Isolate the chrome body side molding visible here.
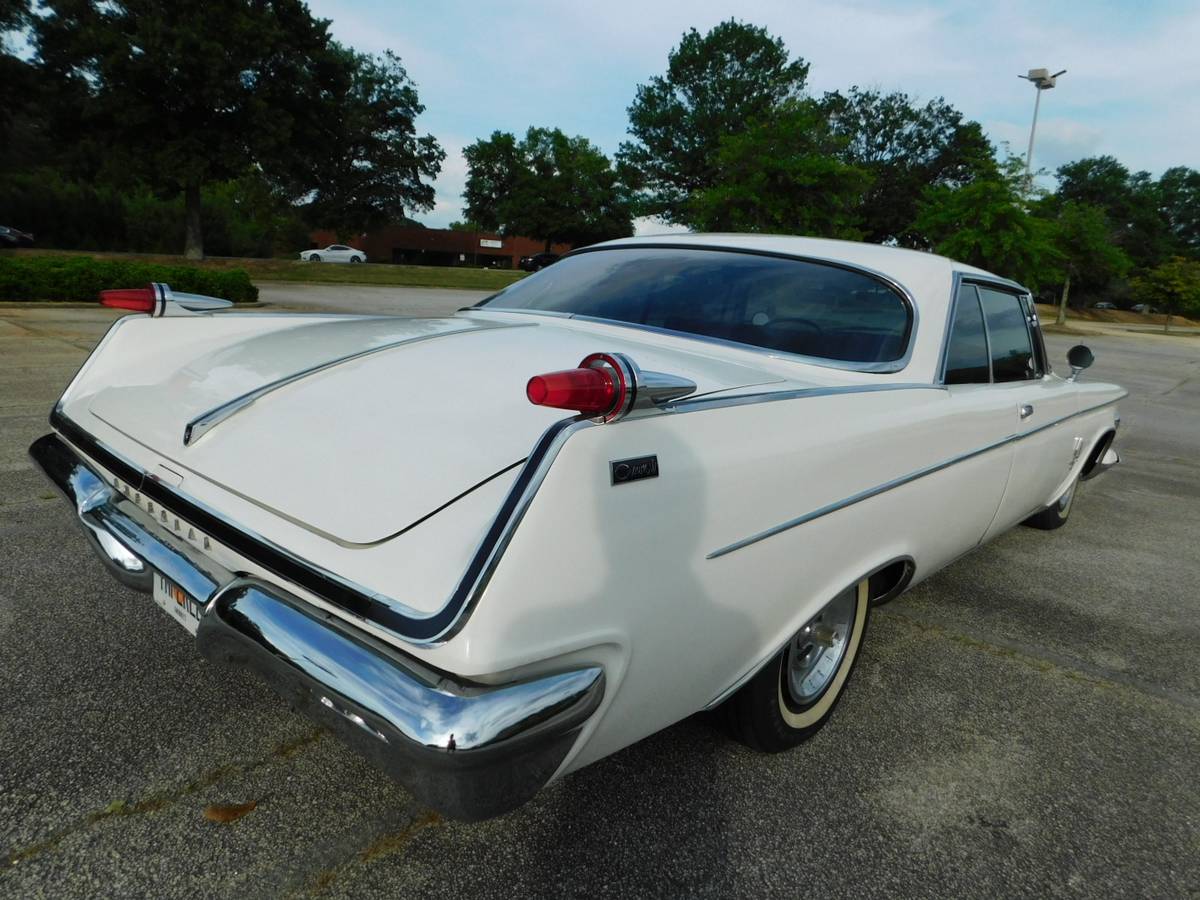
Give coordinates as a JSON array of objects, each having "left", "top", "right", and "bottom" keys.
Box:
[{"left": 706, "top": 397, "right": 1125, "bottom": 560}]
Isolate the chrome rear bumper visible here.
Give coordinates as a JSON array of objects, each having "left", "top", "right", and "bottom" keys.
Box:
[{"left": 29, "top": 432, "right": 604, "bottom": 821}]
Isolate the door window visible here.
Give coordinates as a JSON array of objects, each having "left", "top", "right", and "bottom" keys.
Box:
[
  {"left": 943, "top": 284, "right": 990, "bottom": 384},
  {"left": 978, "top": 287, "right": 1036, "bottom": 382}
]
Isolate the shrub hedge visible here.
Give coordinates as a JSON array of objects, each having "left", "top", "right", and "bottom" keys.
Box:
[{"left": 0, "top": 255, "right": 258, "bottom": 303}]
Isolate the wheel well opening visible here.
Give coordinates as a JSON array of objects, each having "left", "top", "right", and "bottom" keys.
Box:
[
  {"left": 1080, "top": 430, "right": 1116, "bottom": 478},
  {"left": 867, "top": 559, "right": 914, "bottom": 606}
]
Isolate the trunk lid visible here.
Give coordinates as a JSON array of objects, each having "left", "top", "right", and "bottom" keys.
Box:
[{"left": 86, "top": 314, "right": 783, "bottom": 544}]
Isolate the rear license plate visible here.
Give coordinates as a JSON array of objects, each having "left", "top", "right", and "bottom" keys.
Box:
[{"left": 153, "top": 572, "right": 201, "bottom": 635}]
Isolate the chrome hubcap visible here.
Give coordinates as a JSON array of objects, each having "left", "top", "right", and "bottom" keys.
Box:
[{"left": 786, "top": 587, "right": 856, "bottom": 705}]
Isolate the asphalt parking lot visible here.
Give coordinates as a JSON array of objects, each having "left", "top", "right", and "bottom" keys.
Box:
[{"left": 1, "top": 294, "right": 1197, "bottom": 898}]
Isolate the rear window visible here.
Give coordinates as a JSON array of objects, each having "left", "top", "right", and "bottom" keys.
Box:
[{"left": 479, "top": 248, "right": 912, "bottom": 365}]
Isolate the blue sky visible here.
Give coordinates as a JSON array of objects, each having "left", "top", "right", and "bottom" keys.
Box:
[{"left": 308, "top": 0, "right": 1199, "bottom": 231}]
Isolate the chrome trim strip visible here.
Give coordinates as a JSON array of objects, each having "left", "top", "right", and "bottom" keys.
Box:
[
  {"left": 668, "top": 382, "right": 946, "bottom": 414},
  {"left": 183, "top": 323, "right": 528, "bottom": 446},
  {"left": 198, "top": 580, "right": 604, "bottom": 821},
  {"left": 49, "top": 408, "right": 593, "bottom": 645},
  {"left": 480, "top": 242, "right": 921, "bottom": 375},
  {"left": 705, "top": 397, "right": 1125, "bottom": 560}
]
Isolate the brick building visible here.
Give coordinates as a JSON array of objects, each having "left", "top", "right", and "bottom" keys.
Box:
[{"left": 309, "top": 226, "right": 571, "bottom": 269}]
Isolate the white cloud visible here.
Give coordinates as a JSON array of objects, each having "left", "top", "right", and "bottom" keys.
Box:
[{"left": 633, "top": 217, "right": 691, "bottom": 237}]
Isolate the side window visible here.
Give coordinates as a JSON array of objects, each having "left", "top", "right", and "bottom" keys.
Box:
[
  {"left": 978, "top": 287, "right": 1036, "bottom": 382},
  {"left": 944, "top": 285, "right": 990, "bottom": 384}
]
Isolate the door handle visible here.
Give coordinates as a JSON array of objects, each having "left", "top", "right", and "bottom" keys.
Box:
[{"left": 1019, "top": 403, "right": 1034, "bottom": 420}]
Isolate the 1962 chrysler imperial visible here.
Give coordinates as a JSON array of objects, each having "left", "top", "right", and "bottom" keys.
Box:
[{"left": 30, "top": 235, "right": 1124, "bottom": 820}]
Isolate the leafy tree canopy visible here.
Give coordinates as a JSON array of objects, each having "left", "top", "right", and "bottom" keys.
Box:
[
  {"left": 1131, "top": 257, "right": 1200, "bottom": 329},
  {"left": 463, "top": 127, "right": 633, "bottom": 248},
  {"left": 302, "top": 48, "right": 444, "bottom": 237},
  {"left": 687, "top": 99, "right": 870, "bottom": 237},
  {"left": 1055, "top": 156, "right": 1174, "bottom": 269},
  {"left": 31, "top": 0, "right": 440, "bottom": 257},
  {"left": 618, "top": 19, "right": 810, "bottom": 224},
  {"left": 915, "top": 161, "right": 1062, "bottom": 289},
  {"left": 462, "top": 131, "right": 523, "bottom": 232},
  {"left": 1158, "top": 166, "right": 1200, "bottom": 258},
  {"left": 821, "top": 87, "right": 997, "bottom": 246}
]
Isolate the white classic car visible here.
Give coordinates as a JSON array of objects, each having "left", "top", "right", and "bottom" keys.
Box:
[
  {"left": 299, "top": 243, "right": 366, "bottom": 263},
  {"left": 31, "top": 236, "right": 1123, "bottom": 820}
]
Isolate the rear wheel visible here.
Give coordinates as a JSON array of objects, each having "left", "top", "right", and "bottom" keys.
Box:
[
  {"left": 726, "top": 579, "right": 870, "bottom": 752},
  {"left": 1022, "top": 477, "right": 1077, "bottom": 530},
  {"left": 350, "top": 256, "right": 362, "bottom": 263}
]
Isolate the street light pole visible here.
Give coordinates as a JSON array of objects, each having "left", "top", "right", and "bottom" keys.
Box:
[{"left": 1019, "top": 67, "right": 1066, "bottom": 195}]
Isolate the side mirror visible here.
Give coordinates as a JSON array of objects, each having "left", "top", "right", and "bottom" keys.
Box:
[{"left": 1067, "top": 344, "right": 1094, "bottom": 382}]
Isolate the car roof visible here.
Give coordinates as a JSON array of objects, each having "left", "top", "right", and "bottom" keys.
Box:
[{"left": 592, "top": 233, "right": 1013, "bottom": 292}]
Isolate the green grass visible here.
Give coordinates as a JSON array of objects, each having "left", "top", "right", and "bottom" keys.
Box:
[{"left": 3, "top": 248, "right": 528, "bottom": 292}]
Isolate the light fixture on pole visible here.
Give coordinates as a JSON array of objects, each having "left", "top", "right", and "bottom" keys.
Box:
[{"left": 1019, "top": 67, "right": 1066, "bottom": 193}]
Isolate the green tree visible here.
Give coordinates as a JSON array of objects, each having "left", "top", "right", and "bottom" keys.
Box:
[
  {"left": 462, "top": 131, "right": 524, "bottom": 232},
  {"left": 687, "top": 100, "right": 870, "bottom": 236},
  {"left": 33, "top": 1, "right": 440, "bottom": 259},
  {"left": 1131, "top": 257, "right": 1200, "bottom": 332},
  {"left": 1037, "top": 201, "right": 1131, "bottom": 324},
  {"left": 0, "top": 0, "right": 34, "bottom": 153},
  {"left": 1158, "top": 166, "right": 1200, "bottom": 259},
  {"left": 302, "top": 48, "right": 444, "bottom": 237},
  {"left": 821, "top": 87, "right": 997, "bottom": 246},
  {"left": 617, "top": 20, "right": 810, "bottom": 225},
  {"left": 1055, "top": 156, "right": 1174, "bottom": 269},
  {"left": 462, "top": 127, "right": 633, "bottom": 249},
  {"left": 915, "top": 163, "right": 1062, "bottom": 289}
]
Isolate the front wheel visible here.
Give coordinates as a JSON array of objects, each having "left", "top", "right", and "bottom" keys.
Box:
[
  {"left": 308, "top": 254, "right": 321, "bottom": 263},
  {"left": 725, "top": 579, "right": 871, "bottom": 752}
]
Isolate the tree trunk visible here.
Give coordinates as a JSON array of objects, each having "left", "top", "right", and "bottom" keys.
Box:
[
  {"left": 1164, "top": 313, "right": 1171, "bottom": 334},
  {"left": 543, "top": 237, "right": 552, "bottom": 253},
  {"left": 1056, "top": 272, "right": 1071, "bottom": 326},
  {"left": 184, "top": 183, "right": 204, "bottom": 260}
]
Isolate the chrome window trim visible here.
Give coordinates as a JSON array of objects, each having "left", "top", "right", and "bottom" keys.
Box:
[
  {"left": 937, "top": 278, "right": 993, "bottom": 385},
  {"left": 51, "top": 406, "right": 594, "bottom": 645},
  {"left": 479, "top": 243, "right": 921, "bottom": 375},
  {"left": 938, "top": 271, "right": 1038, "bottom": 385},
  {"left": 705, "top": 395, "right": 1127, "bottom": 560},
  {"left": 183, "top": 322, "right": 531, "bottom": 446}
]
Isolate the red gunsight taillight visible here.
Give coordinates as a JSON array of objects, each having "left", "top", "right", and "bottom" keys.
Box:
[
  {"left": 526, "top": 352, "right": 629, "bottom": 420},
  {"left": 99, "top": 285, "right": 156, "bottom": 313}
]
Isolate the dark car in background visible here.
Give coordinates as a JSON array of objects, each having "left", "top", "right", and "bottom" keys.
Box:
[
  {"left": 519, "top": 252, "right": 560, "bottom": 272},
  {"left": 0, "top": 225, "right": 35, "bottom": 247}
]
